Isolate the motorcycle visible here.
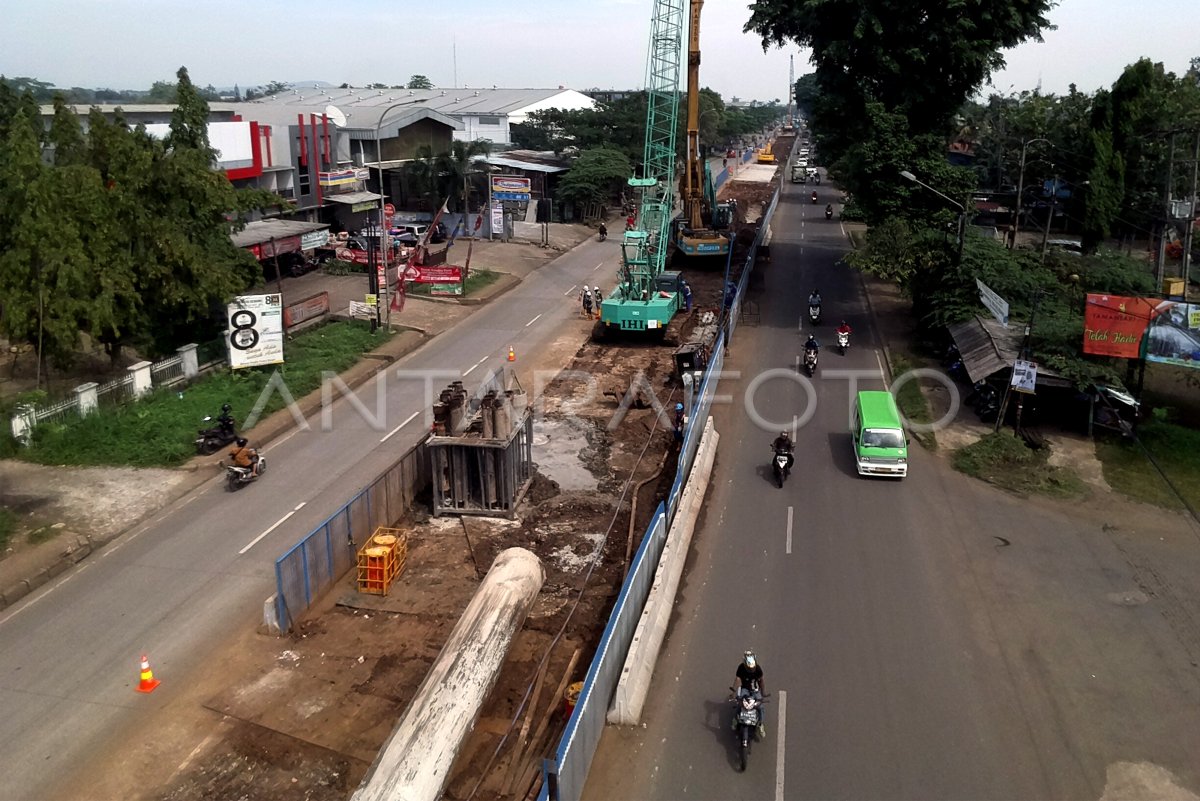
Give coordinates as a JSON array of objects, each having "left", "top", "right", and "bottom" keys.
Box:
[
  {"left": 824, "top": 206, "right": 833, "bottom": 220},
  {"left": 804, "top": 349, "right": 818, "bottom": 376},
  {"left": 222, "top": 453, "right": 267, "bottom": 491},
  {"left": 837, "top": 330, "right": 849, "bottom": 354},
  {"left": 598, "top": 227, "right": 608, "bottom": 242},
  {"left": 772, "top": 448, "right": 793, "bottom": 488},
  {"left": 808, "top": 304, "right": 821, "bottom": 325},
  {"left": 811, "top": 192, "right": 818, "bottom": 204},
  {"left": 976, "top": 393, "right": 1000, "bottom": 422},
  {"left": 194, "top": 412, "right": 237, "bottom": 455},
  {"left": 730, "top": 683, "right": 768, "bottom": 772}
]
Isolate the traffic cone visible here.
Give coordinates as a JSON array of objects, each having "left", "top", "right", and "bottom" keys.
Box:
[
  {"left": 136, "top": 653, "right": 161, "bottom": 694},
  {"left": 507, "top": 346, "right": 516, "bottom": 362}
]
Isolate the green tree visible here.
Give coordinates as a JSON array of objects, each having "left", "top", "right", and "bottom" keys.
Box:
[
  {"left": 556, "top": 148, "right": 632, "bottom": 206},
  {"left": 47, "top": 94, "right": 87, "bottom": 166},
  {"left": 407, "top": 75, "right": 433, "bottom": 89},
  {"left": 167, "top": 66, "right": 213, "bottom": 153},
  {"left": 145, "top": 80, "right": 177, "bottom": 103},
  {"left": 437, "top": 139, "right": 492, "bottom": 213},
  {"left": 792, "top": 73, "right": 819, "bottom": 119}
]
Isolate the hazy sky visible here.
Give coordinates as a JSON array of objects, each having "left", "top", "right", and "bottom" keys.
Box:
[{"left": 2, "top": 0, "right": 1195, "bottom": 104}]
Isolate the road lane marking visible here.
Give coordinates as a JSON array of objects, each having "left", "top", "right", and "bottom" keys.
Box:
[
  {"left": 263, "top": 427, "right": 300, "bottom": 454},
  {"left": 792, "top": 414, "right": 799, "bottom": 442},
  {"left": 464, "top": 356, "right": 488, "bottom": 376},
  {"left": 593, "top": 262, "right": 603, "bottom": 271},
  {"left": 239, "top": 502, "right": 306, "bottom": 555},
  {"left": 525, "top": 313, "right": 542, "bottom": 328},
  {"left": 775, "top": 690, "right": 787, "bottom": 801},
  {"left": 380, "top": 411, "right": 420, "bottom": 443},
  {"left": 794, "top": 354, "right": 800, "bottom": 373},
  {"left": 875, "top": 351, "right": 889, "bottom": 388},
  {"left": 564, "top": 284, "right": 577, "bottom": 296},
  {"left": 786, "top": 507, "right": 793, "bottom": 554}
]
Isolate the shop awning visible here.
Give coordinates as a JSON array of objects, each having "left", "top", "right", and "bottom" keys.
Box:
[
  {"left": 231, "top": 219, "right": 330, "bottom": 258},
  {"left": 324, "top": 191, "right": 383, "bottom": 205}
]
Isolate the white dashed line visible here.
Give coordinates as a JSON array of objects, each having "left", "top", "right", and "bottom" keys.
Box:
[
  {"left": 464, "top": 356, "right": 488, "bottom": 376},
  {"left": 786, "top": 506, "right": 794, "bottom": 554},
  {"left": 526, "top": 313, "right": 542, "bottom": 327},
  {"left": 775, "top": 690, "right": 788, "bottom": 800},
  {"left": 380, "top": 411, "right": 420, "bottom": 443},
  {"left": 564, "top": 284, "right": 577, "bottom": 296},
  {"left": 875, "top": 351, "right": 889, "bottom": 388},
  {"left": 239, "top": 503, "right": 306, "bottom": 555}
]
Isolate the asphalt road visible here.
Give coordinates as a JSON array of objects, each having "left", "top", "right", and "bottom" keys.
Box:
[
  {"left": 582, "top": 180, "right": 1200, "bottom": 800},
  {"left": 0, "top": 236, "right": 619, "bottom": 801}
]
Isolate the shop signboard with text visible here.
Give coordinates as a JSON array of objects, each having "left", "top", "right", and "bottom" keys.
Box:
[
  {"left": 492, "top": 175, "right": 531, "bottom": 202},
  {"left": 318, "top": 169, "right": 357, "bottom": 188},
  {"left": 402, "top": 264, "right": 463, "bottom": 284}
]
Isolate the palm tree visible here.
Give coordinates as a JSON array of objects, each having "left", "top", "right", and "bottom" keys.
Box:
[
  {"left": 436, "top": 139, "right": 492, "bottom": 214},
  {"left": 402, "top": 145, "right": 438, "bottom": 210}
]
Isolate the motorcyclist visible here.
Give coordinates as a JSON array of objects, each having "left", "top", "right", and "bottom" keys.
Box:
[
  {"left": 229, "top": 437, "right": 259, "bottom": 477},
  {"left": 808, "top": 289, "right": 822, "bottom": 309},
  {"left": 217, "top": 403, "right": 236, "bottom": 436},
  {"left": 772, "top": 431, "right": 795, "bottom": 472},
  {"left": 733, "top": 650, "right": 766, "bottom": 736},
  {"left": 598, "top": 221, "right": 607, "bottom": 240},
  {"left": 811, "top": 190, "right": 818, "bottom": 204},
  {"left": 836, "top": 320, "right": 852, "bottom": 337},
  {"left": 824, "top": 203, "right": 833, "bottom": 218},
  {"left": 804, "top": 335, "right": 820, "bottom": 358}
]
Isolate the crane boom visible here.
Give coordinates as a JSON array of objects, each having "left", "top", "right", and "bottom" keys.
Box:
[
  {"left": 683, "top": 0, "right": 704, "bottom": 230},
  {"left": 599, "top": 0, "right": 686, "bottom": 332}
]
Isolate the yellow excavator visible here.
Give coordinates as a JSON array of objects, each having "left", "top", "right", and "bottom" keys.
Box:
[{"left": 674, "top": 0, "right": 735, "bottom": 258}]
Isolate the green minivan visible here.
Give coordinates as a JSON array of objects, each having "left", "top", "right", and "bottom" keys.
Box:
[{"left": 851, "top": 391, "right": 908, "bottom": 478}]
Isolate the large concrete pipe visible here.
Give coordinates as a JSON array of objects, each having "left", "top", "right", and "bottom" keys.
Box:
[{"left": 350, "top": 547, "right": 545, "bottom": 801}]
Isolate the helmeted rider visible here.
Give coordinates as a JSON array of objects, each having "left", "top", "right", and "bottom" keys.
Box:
[
  {"left": 598, "top": 221, "right": 608, "bottom": 239},
  {"left": 229, "top": 437, "right": 259, "bottom": 477},
  {"left": 804, "top": 335, "right": 820, "bottom": 356},
  {"left": 733, "top": 650, "right": 766, "bottom": 736},
  {"left": 808, "top": 289, "right": 822, "bottom": 309},
  {"left": 217, "top": 402, "right": 236, "bottom": 436},
  {"left": 825, "top": 203, "right": 833, "bottom": 215},
  {"left": 836, "top": 319, "right": 852, "bottom": 337},
  {"left": 772, "top": 431, "right": 795, "bottom": 472}
]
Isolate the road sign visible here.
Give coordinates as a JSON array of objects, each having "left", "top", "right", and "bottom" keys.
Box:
[
  {"left": 1011, "top": 359, "right": 1037, "bottom": 394},
  {"left": 976, "top": 279, "right": 1009, "bottom": 327}
]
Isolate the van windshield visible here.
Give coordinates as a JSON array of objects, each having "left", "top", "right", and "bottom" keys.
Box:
[{"left": 862, "top": 428, "right": 904, "bottom": 449}]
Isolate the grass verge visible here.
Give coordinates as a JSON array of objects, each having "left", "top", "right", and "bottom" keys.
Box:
[
  {"left": 953, "top": 432, "right": 1087, "bottom": 499},
  {"left": 20, "top": 321, "right": 392, "bottom": 469},
  {"left": 889, "top": 353, "right": 937, "bottom": 450},
  {"left": 406, "top": 269, "right": 501, "bottom": 297},
  {"left": 1095, "top": 420, "right": 1200, "bottom": 511}
]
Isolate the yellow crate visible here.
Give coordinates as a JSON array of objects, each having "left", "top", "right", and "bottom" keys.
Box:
[
  {"left": 356, "top": 545, "right": 394, "bottom": 595},
  {"left": 368, "top": 527, "right": 408, "bottom": 580},
  {"left": 1164, "top": 277, "right": 1185, "bottom": 297}
]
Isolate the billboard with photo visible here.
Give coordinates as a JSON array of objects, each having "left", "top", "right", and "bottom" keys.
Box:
[{"left": 1145, "top": 301, "right": 1200, "bottom": 368}]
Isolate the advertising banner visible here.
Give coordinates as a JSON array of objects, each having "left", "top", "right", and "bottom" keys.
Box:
[
  {"left": 282, "top": 291, "right": 330, "bottom": 328},
  {"left": 976, "top": 279, "right": 1009, "bottom": 327},
  {"left": 491, "top": 202, "right": 504, "bottom": 235},
  {"left": 1083, "top": 294, "right": 1158, "bottom": 358},
  {"left": 1010, "top": 359, "right": 1037, "bottom": 393},
  {"left": 318, "top": 169, "right": 357, "bottom": 188},
  {"left": 403, "top": 264, "right": 463, "bottom": 284},
  {"left": 226, "top": 294, "right": 284, "bottom": 369},
  {"left": 300, "top": 229, "right": 329, "bottom": 250},
  {"left": 1146, "top": 301, "right": 1200, "bottom": 369},
  {"left": 492, "top": 175, "right": 531, "bottom": 201}
]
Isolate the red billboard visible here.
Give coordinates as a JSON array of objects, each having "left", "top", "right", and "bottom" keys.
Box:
[{"left": 1083, "top": 294, "right": 1159, "bottom": 357}]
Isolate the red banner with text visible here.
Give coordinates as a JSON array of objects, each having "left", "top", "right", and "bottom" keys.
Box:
[{"left": 1083, "top": 294, "right": 1159, "bottom": 358}]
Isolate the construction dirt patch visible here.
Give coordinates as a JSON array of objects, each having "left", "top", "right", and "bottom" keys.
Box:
[{"left": 47, "top": 157, "right": 787, "bottom": 801}]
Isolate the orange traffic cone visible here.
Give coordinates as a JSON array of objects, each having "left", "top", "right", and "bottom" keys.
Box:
[
  {"left": 136, "top": 653, "right": 161, "bottom": 693},
  {"left": 507, "top": 346, "right": 516, "bottom": 362}
]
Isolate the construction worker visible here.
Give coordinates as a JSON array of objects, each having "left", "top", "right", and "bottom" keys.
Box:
[
  {"left": 581, "top": 286, "right": 593, "bottom": 318},
  {"left": 592, "top": 287, "right": 603, "bottom": 319}
]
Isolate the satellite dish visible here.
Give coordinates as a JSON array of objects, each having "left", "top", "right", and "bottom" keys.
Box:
[{"left": 324, "top": 105, "right": 347, "bottom": 127}]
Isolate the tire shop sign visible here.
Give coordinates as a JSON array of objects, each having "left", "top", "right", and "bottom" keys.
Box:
[{"left": 226, "top": 293, "right": 284, "bottom": 369}]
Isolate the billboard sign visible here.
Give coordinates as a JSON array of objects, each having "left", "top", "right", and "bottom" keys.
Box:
[
  {"left": 403, "top": 264, "right": 463, "bottom": 284},
  {"left": 492, "top": 175, "right": 531, "bottom": 201},
  {"left": 226, "top": 294, "right": 284, "bottom": 369},
  {"left": 1146, "top": 301, "right": 1200, "bottom": 368},
  {"left": 976, "top": 279, "right": 1009, "bottom": 327},
  {"left": 1083, "top": 294, "right": 1158, "bottom": 358},
  {"left": 1010, "top": 359, "right": 1037, "bottom": 393}
]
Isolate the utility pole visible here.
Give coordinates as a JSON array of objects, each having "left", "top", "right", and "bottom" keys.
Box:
[
  {"left": 1040, "top": 170, "right": 1058, "bottom": 262},
  {"left": 1182, "top": 131, "right": 1200, "bottom": 302},
  {"left": 1156, "top": 133, "right": 1177, "bottom": 293}
]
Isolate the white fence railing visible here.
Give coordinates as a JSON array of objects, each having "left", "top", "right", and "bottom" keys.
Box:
[{"left": 10, "top": 343, "right": 201, "bottom": 445}]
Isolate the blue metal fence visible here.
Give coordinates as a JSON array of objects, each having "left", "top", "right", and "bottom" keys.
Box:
[
  {"left": 273, "top": 444, "right": 427, "bottom": 631},
  {"left": 540, "top": 184, "right": 783, "bottom": 800}
]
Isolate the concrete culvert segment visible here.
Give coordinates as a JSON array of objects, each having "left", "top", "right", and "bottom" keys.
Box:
[{"left": 349, "top": 546, "right": 545, "bottom": 801}]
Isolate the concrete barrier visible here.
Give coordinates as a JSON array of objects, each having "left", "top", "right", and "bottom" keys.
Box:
[{"left": 608, "top": 417, "right": 719, "bottom": 725}]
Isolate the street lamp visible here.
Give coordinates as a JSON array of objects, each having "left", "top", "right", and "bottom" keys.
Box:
[
  {"left": 373, "top": 98, "right": 427, "bottom": 326},
  {"left": 1010, "top": 137, "right": 1051, "bottom": 249},
  {"left": 900, "top": 169, "right": 966, "bottom": 264}
]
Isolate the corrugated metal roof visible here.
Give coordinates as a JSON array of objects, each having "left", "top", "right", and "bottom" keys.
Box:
[
  {"left": 947, "top": 315, "right": 1069, "bottom": 386},
  {"left": 323, "top": 191, "right": 382, "bottom": 205},
  {"left": 234, "top": 88, "right": 595, "bottom": 129},
  {"left": 230, "top": 219, "right": 328, "bottom": 248}
]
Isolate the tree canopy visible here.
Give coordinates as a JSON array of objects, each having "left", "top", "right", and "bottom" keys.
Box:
[
  {"left": 0, "top": 67, "right": 277, "bottom": 373},
  {"left": 407, "top": 75, "right": 433, "bottom": 89}
]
